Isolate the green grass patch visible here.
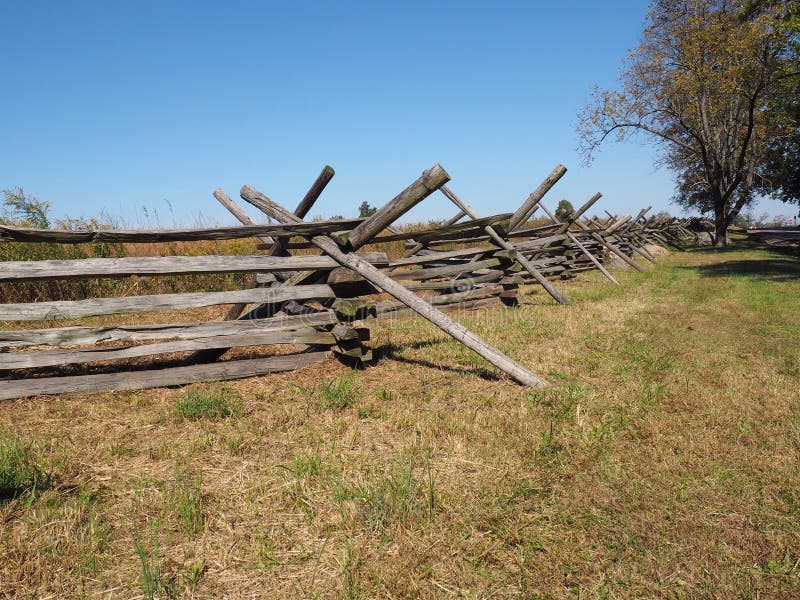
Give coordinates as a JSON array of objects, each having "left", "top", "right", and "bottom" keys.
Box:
[
  {"left": 175, "top": 386, "right": 236, "bottom": 421},
  {"left": 0, "top": 428, "right": 49, "bottom": 501},
  {"left": 316, "top": 373, "right": 360, "bottom": 411}
]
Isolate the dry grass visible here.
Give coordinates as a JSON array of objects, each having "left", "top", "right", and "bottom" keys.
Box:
[{"left": 1, "top": 241, "right": 799, "bottom": 598}]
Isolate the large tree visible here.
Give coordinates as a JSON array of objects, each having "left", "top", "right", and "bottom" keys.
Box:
[
  {"left": 752, "top": 0, "right": 800, "bottom": 204},
  {"left": 578, "top": 0, "right": 798, "bottom": 246}
]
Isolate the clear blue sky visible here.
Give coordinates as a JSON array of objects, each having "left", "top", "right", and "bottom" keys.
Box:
[{"left": 0, "top": 1, "right": 790, "bottom": 226}]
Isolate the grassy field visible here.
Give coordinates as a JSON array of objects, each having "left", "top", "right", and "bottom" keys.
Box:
[{"left": 1, "top": 241, "right": 799, "bottom": 598}]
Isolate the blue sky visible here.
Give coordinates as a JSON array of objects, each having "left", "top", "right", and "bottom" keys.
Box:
[{"left": 0, "top": 1, "right": 791, "bottom": 226}]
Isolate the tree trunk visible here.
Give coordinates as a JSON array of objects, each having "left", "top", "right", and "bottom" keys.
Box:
[
  {"left": 713, "top": 219, "right": 727, "bottom": 247},
  {"left": 713, "top": 209, "right": 729, "bottom": 247},
  {"left": 711, "top": 185, "right": 729, "bottom": 248}
]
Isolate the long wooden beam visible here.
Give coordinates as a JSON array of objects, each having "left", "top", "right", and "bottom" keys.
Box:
[
  {"left": 188, "top": 167, "right": 336, "bottom": 364},
  {"left": 0, "top": 253, "right": 388, "bottom": 282},
  {"left": 0, "top": 219, "right": 363, "bottom": 244},
  {"left": 0, "top": 284, "right": 336, "bottom": 321},
  {"left": 0, "top": 328, "right": 336, "bottom": 370},
  {"left": 389, "top": 246, "right": 512, "bottom": 267},
  {"left": 345, "top": 165, "right": 451, "bottom": 250},
  {"left": 0, "top": 351, "right": 330, "bottom": 401},
  {"left": 399, "top": 210, "right": 467, "bottom": 258},
  {"left": 363, "top": 214, "right": 512, "bottom": 244},
  {"left": 508, "top": 165, "right": 568, "bottom": 231},
  {"left": 0, "top": 312, "right": 338, "bottom": 349}
]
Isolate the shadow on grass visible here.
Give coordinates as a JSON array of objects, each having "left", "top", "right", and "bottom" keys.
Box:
[
  {"left": 680, "top": 257, "right": 800, "bottom": 281},
  {"left": 374, "top": 341, "right": 500, "bottom": 381}
]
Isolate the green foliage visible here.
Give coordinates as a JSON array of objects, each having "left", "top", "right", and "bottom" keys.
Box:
[
  {"left": 0, "top": 428, "right": 49, "bottom": 501},
  {"left": 183, "top": 560, "right": 205, "bottom": 589},
  {"left": 555, "top": 199, "right": 574, "bottom": 220},
  {"left": 331, "top": 461, "right": 426, "bottom": 534},
  {"left": 757, "top": 84, "right": 800, "bottom": 204},
  {"left": 578, "top": 0, "right": 799, "bottom": 244},
  {"left": 339, "top": 538, "right": 364, "bottom": 599},
  {"left": 175, "top": 387, "right": 235, "bottom": 420},
  {"left": 358, "top": 201, "right": 377, "bottom": 218},
  {"left": 2, "top": 186, "right": 50, "bottom": 229}
]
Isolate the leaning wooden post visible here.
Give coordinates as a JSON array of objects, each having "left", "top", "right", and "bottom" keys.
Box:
[
  {"left": 241, "top": 182, "right": 548, "bottom": 388},
  {"left": 439, "top": 184, "right": 569, "bottom": 305},
  {"left": 207, "top": 189, "right": 278, "bottom": 324},
  {"left": 508, "top": 165, "right": 568, "bottom": 231},
  {"left": 538, "top": 202, "right": 618, "bottom": 285},
  {"left": 345, "top": 165, "right": 450, "bottom": 250},
  {"left": 604, "top": 214, "right": 632, "bottom": 235},
  {"left": 603, "top": 214, "right": 655, "bottom": 263}
]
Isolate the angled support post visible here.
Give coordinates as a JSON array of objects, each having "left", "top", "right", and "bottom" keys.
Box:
[
  {"left": 508, "top": 165, "right": 568, "bottom": 231},
  {"left": 554, "top": 193, "right": 603, "bottom": 235},
  {"left": 344, "top": 165, "right": 451, "bottom": 250},
  {"left": 618, "top": 207, "right": 657, "bottom": 263},
  {"left": 399, "top": 209, "right": 467, "bottom": 259}
]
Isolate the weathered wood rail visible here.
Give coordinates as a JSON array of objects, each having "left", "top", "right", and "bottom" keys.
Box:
[
  {"left": 746, "top": 227, "right": 800, "bottom": 254},
  {"left": 0, "top": 163, "right": 679, "bottom": 400}
]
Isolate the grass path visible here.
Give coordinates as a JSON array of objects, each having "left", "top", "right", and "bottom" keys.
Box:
[{"left": 1, "top": 241, "right": 799, "bottom": 598}]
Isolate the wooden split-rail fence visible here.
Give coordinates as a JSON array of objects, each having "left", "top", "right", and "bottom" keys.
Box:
[
  {"left": 745, "top": 227, "right": 800, "bottom": 254},
  {"left": 0, "top": 164, "right": 681, "bottom": 400}
]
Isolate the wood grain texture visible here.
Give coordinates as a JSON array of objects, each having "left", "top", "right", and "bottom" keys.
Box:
[
  {"left": 0, "top": 312, "right": 338, "bottom": 348},
  {"left": 375, "top": 285, "right": 503, "bottom": 314},
  {"left": 0, "top": 284, "right": 336, "bottom": 321},
  {"left": 374, "top": 215, "right": 512, "bottom": 244},
  {"left": 387, "top": 258, "right": 502, "bottom": 282},
  {"left": 346, "top": 165, "right": 451, "bottom": 249},
  {"left": 388, "top": 245, "right": 511, "bottom": 267},
  {"left": 0, "top": 328, "right": 335, "bottom": 369},
  {"left": 508, "top": 165, "right": 568, "bottom": 231},
  {"left": 0, "top": 351, "right": 330, "bottom": 400},
  {"left": 0, "top": 253, "right": 388, "bottom": 282},
  {"left": 399, "top": 210, "right": 466, "bottom": 258},
  {"left": 0, "top": 219, "right": 364, "bottom": 244}
]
